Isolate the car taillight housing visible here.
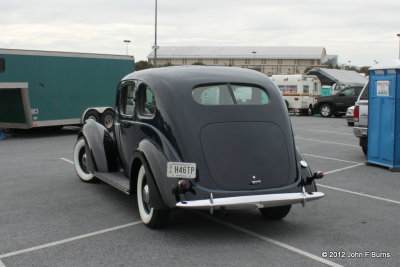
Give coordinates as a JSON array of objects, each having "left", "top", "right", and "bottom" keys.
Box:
[{"left": 354, "top": 105, "right": 359, "bottom": 122}]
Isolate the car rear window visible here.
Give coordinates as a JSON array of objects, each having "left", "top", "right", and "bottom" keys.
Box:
[{"left": 192, "top": 84, "right": 269, "bottom": 105}]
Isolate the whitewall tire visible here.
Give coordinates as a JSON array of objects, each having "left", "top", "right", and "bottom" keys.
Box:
[
  {"left": 136, "top": 164, "right": 169, "bottom": 228},
  {"left": 137, "top": 165, "right": 154, "bottom": 224},
  {"left": 73, "top": 137, "right": 95, "bottom": 182}
]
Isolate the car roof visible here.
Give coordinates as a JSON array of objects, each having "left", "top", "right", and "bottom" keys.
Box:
[{"left": 122, "top": 66, "right": 276, "bottom": 92}]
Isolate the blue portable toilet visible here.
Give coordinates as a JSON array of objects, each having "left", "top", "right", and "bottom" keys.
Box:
[{"left": 368, "top": 60, "right": 400, "bottom": 171}]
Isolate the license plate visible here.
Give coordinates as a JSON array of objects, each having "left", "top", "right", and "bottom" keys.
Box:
[{"left": 167, "top": 162, "right": 196, "bottom": 178}]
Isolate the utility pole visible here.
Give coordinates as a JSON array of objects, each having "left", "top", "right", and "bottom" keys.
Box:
[{"left": 153, "top": 0, "right": 158, "bottom": 67}]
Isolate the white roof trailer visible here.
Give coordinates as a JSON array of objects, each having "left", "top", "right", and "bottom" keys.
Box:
[{"left": 271, "top": 75, "right": 321, "bottom": 113}]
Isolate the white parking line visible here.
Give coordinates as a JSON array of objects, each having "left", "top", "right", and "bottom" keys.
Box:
[
  {"left": 0, "top": 222, "right": 142, "bottom": 259},
  {"left": 303, "top": 153, "right": 363, "bottom": 165},
  {"left": 296, "top": 128, "right": 354, "bottom": 136},
  {"left": 324, "top": 163, "right": 364, "bottom": 175},
  {"left": 318, "top": 184, "right": 400, "bottom": 205},
  {"left": 0, "top": 259, "right": 6, "bottom": 267},
  {"left": 295, "top": 137, "right": 358, "bottom": 147},
  {"left": 199, "top": 213, "right": 342, "bottom": 267},
  {"left": 60, "top": 157, "right": 74, "bottom": 165}
]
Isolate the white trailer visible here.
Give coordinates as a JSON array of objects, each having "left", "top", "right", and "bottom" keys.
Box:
[{"left": 271, "top": 75, "right": 321, "bottom": 114}]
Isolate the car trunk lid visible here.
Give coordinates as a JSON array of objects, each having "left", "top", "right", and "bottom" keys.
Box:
[{"left": 200, "top": 121, "right": 296, "bottom": 191}]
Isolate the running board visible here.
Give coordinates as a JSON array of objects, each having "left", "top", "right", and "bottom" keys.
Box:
[{"left": 94, "top": 171, "right": 130, "bottom": 194}]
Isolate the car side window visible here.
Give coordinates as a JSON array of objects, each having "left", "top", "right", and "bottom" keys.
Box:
[
  {"left": 138, "top": 84, "right": 157, "bottom": 117},
  {"left": 120, "top": 83, "right": 136, "bottom": 117},
  {"left": 341, "top": 88, "right": 355, "bottom": 96},
  {"left": 360, "top": 83, "right": 369, "bottom": 100}
]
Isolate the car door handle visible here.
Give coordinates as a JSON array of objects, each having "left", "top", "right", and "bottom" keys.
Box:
[{"left": 120, "top": 121, "right": 132, "bottom": 128}]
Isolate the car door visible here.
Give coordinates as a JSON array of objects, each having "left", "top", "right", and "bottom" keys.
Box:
[
  {"left": 336, "top": 87, "right": 356, "bottom": 112},
  {"left": 115, "top": 80, "right": 137, "bottom": 172}
]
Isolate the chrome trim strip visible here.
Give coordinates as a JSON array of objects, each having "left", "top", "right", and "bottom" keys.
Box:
[{"left": 176, "top": 192, "right": 325, "bottom": 208}]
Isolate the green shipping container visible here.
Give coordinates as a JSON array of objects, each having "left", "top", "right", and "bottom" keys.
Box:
[{"left": 0, "top": 48, "right": 134, "bottom": 129}]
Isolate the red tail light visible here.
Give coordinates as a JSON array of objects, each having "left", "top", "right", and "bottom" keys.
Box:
[
  {"left": 294, "top": 98, "right": 299, "bottom": 101},
  {"left": 354, "top": 105, "right": 359, "bottom": 122}
]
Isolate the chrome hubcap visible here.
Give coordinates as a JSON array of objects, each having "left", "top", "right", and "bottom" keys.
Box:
[
  {"left": 87, "top": 115, "right": 96, "bottom": 121},
  {"left": 142, "top": 183, "right": 151, "bottom": 213},
  {"left": 321, "top": 106, "right": 330, "bottom": 116},
  {"left": 104, "top": 115, "right": 114, "bottom": 129},
  {"left": 82, "top": 154, "right": 87, "bottom": 170}
]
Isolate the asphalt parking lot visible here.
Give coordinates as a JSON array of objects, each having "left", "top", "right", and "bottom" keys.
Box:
[{"left": 1, "top": 116, "right": 399, "bottom": 267}]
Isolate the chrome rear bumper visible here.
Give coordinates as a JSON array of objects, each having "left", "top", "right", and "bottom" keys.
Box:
[{"left": 176, "top": 191, "right": 325, "bottom": 208}]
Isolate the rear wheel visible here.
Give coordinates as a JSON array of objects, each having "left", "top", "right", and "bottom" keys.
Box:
[
  {"left": 319, "top": 104, "right": 333, "bottom": 117},
  {"left": 83, "top": 110, "right": 99, "bottom": 123},
  {"left": 137, "top": 165, "right": 169, "bottom": 228},
  {"left": 362, "top": 144, "right": 368, "bottom": 156},
  {"left": 73, "top": 137, "right": 96, "bottom": 182},
  {"left": 347, "top": 121, "right": 354, "bottom": 126},
  {"left": 259, "top": 205, "right": 291, "bottom": 220}
]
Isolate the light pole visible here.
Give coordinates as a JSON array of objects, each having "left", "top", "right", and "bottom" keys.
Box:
[
  {"left": 397, "top": 34, "right": 400, "bottom": 59},
  {"left": 154, "top": 0, "right": 158, "bottom": 67},
  {"left": 123, "top": 40, "right": 131, "bottom": 55},
  {"left": 252, "top": 51, "right": 256, "bottom": 66}
]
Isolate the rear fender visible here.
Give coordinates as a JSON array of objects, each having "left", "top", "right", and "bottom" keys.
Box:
[
  {"left": 81, "top": 119, "right": 118, "bottom": 172},
  {"left": 296, "top": 147, "right": 317, "bottom": 192},
  {"left": 129, "top": 140, "right": 178, "bottom": 208}
]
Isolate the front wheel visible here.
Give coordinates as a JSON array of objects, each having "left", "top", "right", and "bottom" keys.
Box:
[
  {"left": 319, "top": 104, "right": 333, "bottom": 117},
  {"left": 73, "top": 137, "right": 96, "bottom": 182},
  {"left": 259, "top": 205, "right": 291, "bottom": 220},
  {"left": 137, "top": 165, "right": 169, "bottom": 228}
]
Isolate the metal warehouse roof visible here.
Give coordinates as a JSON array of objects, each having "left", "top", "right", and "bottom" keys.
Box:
[
  {"left": 147, "top": 46, "right": 328, "bottom": 60},
  {"left": 307, "top": 67, "right": 368, "bottom": 86}
]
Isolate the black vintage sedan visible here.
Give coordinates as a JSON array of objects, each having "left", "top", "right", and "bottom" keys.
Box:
[{"left": 73, "top": 66, "right": 325, "bottom": 228}]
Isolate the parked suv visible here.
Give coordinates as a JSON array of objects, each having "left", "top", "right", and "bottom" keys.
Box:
[
  {"left": 353, "top": 82, "right": 369, "bottom": 155},
  {"left": 314, "top": 85, "right": 364, "bottom": 117}
]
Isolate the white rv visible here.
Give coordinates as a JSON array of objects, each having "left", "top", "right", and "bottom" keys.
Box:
[{"left": 271, "top": 75, "right": 321, "bottom": 114}]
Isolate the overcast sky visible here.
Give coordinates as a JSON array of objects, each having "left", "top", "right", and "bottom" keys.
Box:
[{"left": 1, "top": 0, "right": 400, "bottom": 66}]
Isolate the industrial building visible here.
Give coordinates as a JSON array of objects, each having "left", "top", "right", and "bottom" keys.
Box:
[{"left": 147, "top": 46, "right": 338, "bottom": 76}]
